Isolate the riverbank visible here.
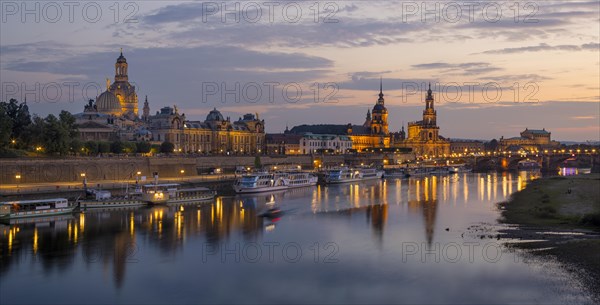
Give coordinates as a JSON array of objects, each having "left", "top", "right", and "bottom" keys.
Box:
[{"left": 498, "top": 173, "right": 600, "bottom": 300}]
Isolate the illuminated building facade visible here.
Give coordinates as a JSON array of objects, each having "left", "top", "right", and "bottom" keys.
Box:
[
  {"left": 499, "top": 128, "right": 560, "bottom": 152},
  {"left": 287, "top": 81, "right": 450, "bottom": 157},
  {"left": 395, "top": 84, "right": 450, "bottom": 157},
  {"left": 75, "top": 50, "right": 265, "bottom": 154}
]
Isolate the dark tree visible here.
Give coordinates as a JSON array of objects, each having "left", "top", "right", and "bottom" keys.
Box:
[
  {"left": 0, "top": 103, "right": 13, "bottom": 148},
  {"left": 111, "top": 141, "right": 125, "bottom": 154},
  {"left": 84, "top": 141, "right": 99, "bottom": 155},
  {"left": 70, "top": 139, "right": 84, "bottom": 155},
  {"left": 1, "top": 99, "right": 31, "bottom": 149},
  {"left": 98, "top": 142, "right": 111, "bottom": 154},
  {"left": 59, "top": 110, "right": 78, "bottom": 139},
  {"left": 45, "top": 115, "right": 70, "bottom": 155},
  {"left": 136, "top": 141, "right": 152, "bottom": 154},
  {"left": 122, "top": 142, "right": 137, "bottom": 154},
  {"left": 160, "top": 141, "right": 175, "bottom": 154}
]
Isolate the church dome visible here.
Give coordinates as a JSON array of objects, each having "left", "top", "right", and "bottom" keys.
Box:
[
  {"left": 117, "top": 51, "right": 127, "bottom": 63},
  {"left": 372, "top": 103, "right": 387, "bottom": 112},
  {"left": 206, "top": 108, "right": 224, "bottom": 121},
  {"left": 96, "top": 91, "right": 121, "bottom": 115}
]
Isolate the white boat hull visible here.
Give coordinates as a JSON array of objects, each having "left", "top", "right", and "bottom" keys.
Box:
[
  {"left": 326, "top": 172, "right": 383, "bottom": 184},
  {"left": 0, "top": 206, "right": 76, "bottom": 220},
  {"left": 166, "top": 194, "right": 215, "bottom": 203},
  {"left": 234, "top": 185, "right": 290, "bottom": 194},
  {"left": 80, "top": 199, "right": 146, "bottom": 209}
]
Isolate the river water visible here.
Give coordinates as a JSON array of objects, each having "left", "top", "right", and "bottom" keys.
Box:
[{"left": 0, "top": 172, "right": 595, "bottom": 304}]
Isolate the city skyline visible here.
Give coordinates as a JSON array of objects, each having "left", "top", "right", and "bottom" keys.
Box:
[{"left": 1, "top": 1, "right": 599, "bottom": 141}]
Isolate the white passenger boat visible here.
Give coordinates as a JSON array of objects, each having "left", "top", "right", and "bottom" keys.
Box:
[
  {"left": 234, "top": 171, "right": 318, "bottom": 193},
  {"left": 285, "top": 171, "right": 319, "bottom": 188},
  {"left": 141, "top": 183, "right": 215, "bottom": 204},
  {"left": 78, "top": 189, "right": 146, "bottom": 209},
  {"left": 167, "top": 187, "right": 216, "bottom": 203},
  {"left": 324, "top": 167, "right": 383, "bottom": 184},
  {"left": 0, "top": 198, "right": 76, "bottom": 221}
]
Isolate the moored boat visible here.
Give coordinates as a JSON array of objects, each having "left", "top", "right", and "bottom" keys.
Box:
[
  {"left": 234, "top": 171, "right": 317, "bottom": 194},
  {"left": 0, "top": 198, "right": 76, "bottom": 221},
  {"left": 141, "top": 183, "right": 215, "bottom": 204},
  {"left": 168, "top": 187, "right": 216, "bottom": 203},
  {"left": 324, "top": 167, "right": 383, "bottom": 184},
  {"left": 78, "top": 189, "right": 146, "bottom": 209}
]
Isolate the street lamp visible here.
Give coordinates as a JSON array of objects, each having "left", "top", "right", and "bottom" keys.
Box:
[
  {"left": 80, "top": 173, "right": 87, "bottom": 190},
  {"left": 15, "top": 174, "right": 21, "bottom": 192}
]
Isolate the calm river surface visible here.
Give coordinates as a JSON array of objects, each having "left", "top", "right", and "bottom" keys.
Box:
[{"left": 0, "top": 172, "right": 595, "bottom": 304}]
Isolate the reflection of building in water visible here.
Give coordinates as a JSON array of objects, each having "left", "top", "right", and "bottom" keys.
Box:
[
  {"left": 408, "top": 199, "right": 439, "bottom": 245},
  {"left": 408, "top": 176, "right": 439, "bottom": 245},
  {"left": 366, "top": 204, "right": 388, "bottom": 239},
  {"left": 0, "top": 198, "right": 267, "bottom": 288}
]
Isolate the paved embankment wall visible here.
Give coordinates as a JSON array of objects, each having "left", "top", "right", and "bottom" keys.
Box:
[{"left": 0, "top": 155, "right": 346, "bottom": 184}]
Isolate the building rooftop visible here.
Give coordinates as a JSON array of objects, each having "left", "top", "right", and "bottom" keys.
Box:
[{"left": 523, "top": 128, "right": 550, "bottom": 135}]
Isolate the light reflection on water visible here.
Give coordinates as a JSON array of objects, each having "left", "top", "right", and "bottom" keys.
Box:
[{"left": 0, "top": 171, "right": 593, "bottom": 304}]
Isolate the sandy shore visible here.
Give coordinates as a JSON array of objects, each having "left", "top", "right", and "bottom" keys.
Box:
[{"left": 498, "top": 174, "right": 600, "bottom": 301}]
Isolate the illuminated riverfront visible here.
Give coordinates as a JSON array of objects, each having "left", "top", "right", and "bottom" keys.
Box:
[
  {"left": 1, "top": 1, "right": 599, "bottom": 304},
  {"left": 3, "top": 172, "right": 594, "bottom": 304}
]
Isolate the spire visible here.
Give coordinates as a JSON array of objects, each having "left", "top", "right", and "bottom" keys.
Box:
[
  {"left": 120, "top": 47, "right": 123, "bottom": 56},
  {"left": 142, "top": 95, "right": 150, "bottom": 121},
  {"left": 377, "top": 78, "right": 384, "bottom": 104},
  {"left": 425, "top": 82, "right": 434, "bottom": 110}
]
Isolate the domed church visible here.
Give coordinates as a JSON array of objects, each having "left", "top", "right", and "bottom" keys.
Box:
[{"left": 101, "top": 49, "right": 138, "bottom": 116}]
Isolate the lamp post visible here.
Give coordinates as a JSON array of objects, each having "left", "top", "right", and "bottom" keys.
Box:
[
  {"left": 80, "top": 173, "right": 87, "bottom": 192},
  {"left": 15, "top": 174, "right": 21, "bottom": 193},
  {"left": 180, "top": 169, "right": 185, "bottom": 182}
]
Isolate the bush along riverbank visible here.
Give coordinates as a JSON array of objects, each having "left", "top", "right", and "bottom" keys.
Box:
[{"left": 498, "top": 174, "right": 600, "bottom": 300}]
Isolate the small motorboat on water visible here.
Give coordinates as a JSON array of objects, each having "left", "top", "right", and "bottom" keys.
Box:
[{"left": 258, "top": 207, "right": 283, "bottom": 218}]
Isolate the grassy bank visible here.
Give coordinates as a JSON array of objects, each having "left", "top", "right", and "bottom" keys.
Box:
[
  {"left": 499, "top": 174, "right": 600, "bottom": 299},
  {"left": 500, "top": 174, "right": 600, "bottom": 228}
]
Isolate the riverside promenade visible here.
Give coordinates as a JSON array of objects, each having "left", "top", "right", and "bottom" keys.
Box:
[{"left": 0, "top": 174, "right": 237, "bottom": 197}]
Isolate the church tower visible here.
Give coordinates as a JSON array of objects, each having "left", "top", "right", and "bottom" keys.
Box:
[
  {"left": 423, "top": 83, "right": 436, "bottom": 126},
  {"left": 363, "top": 109, "right": 372, "bottom": 127},
  {"left": 370, "top": 78, "right": 389, "bottom": 134},
  {"left": 107, "top": 49, "right": 138, "bottom": 116},
  {"left": 142, "top": 95, "right": 150, "bottom": 121},
  {"left": 421, "top": 83, "right": 439, "bottom": 141},
  {"left": 115, "top": 48, "right": 128, "bottom": 82}
]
